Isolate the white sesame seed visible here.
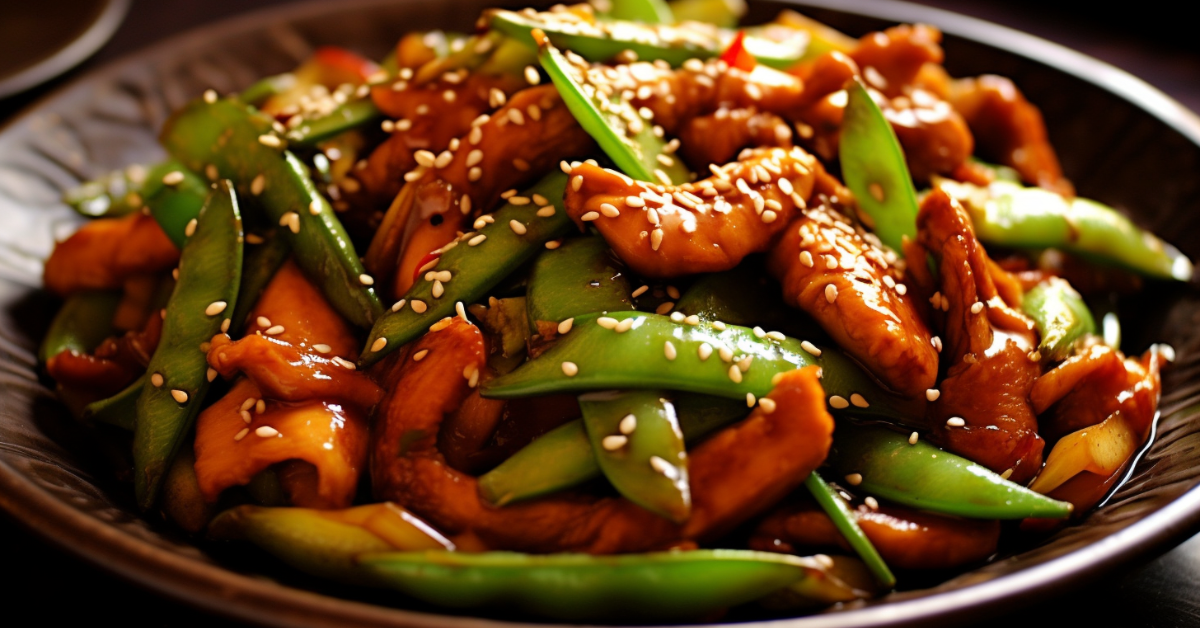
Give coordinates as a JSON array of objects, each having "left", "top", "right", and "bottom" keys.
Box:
[
  {"left": 800, "top": 251, "right": 814, "bottom": 268},
  {"left": 625, "top": 195, "right": 645, "bottom": 208},
  {"left": 429, "top": 317, "right": 453, "bottom": 332},
  {"left": 280, "top": 212, "right": 300, "bottom": 234},
  {"left": 562, "top": 361, "right": 579, "bottom": 376},
  {"left": 670, "top": 312, "right": 685, "bottom": 323},
  {"left": 255, "top": 316, "right": 270, "bottom": 328},
  {"left": 632, "top": 285, "right": 649, "bottom": 298},
  {"left": 162, "top": 171, "right": 185, "bottom": 186},
  {"left": 762, "top": 210, "right": 778, "bottom": 223},
  {"left": 571, "top": 175, "right": 584, "bottom": 192},
  {"left": 753, "top": 326, "right": 767, "bottom": 339},
  {"left": 759, "top": 398, "right": 777, "bottom": 414},
  {"left": 845, "top": 473, "right": 863, "bottom": 486},
  {"left": 468, "top": 234, "right": 487, "bottom": 246},
  {"left": 151, "top": 373, "right": 164, "bottom": 387},
  {"left": 698, "top": 343, "right": 713, "bottom": 361},
  {"left": 737, "top": 355, "right": 753, "bottom": 372},
  {"left": 250, "top": 174, "right": 265, "bottom": 196},
  {"left": 597, "top": 317, "right": 619, "bottom": 330},
  {"left": 234, "top": 428, "right": 250, "bottom": 441},
  {"left": 864, "top": 496, "right": 880, "bottom": 510},
  {"left": 746, "top": 392, "right": 756, "bottom": 408},
  {"left": 333, "top": 356, "right": 356, "bottom": 370},
  {"left": 728, "top": 364, "right": 743, "bottom": 383},
  {"left": 411, "top": 300, "right": 428, "bottom": 313},
  {"left": 256, "top": 426, "right": 280, "bottom": 438},
  {"left": 615, "top": 318, "right": 635, "bottom": 333},
  {"left": 509, "top": 196, "right": 531, "bottom": 206},
  {"left": 649, "top": 456, "right": 675, "bottom": 477},
  {"left": 1000, "top": 468, "right": 1014, "bottom": 480},
  {"left": 265, "top": 325, "right": 285, "bottom": 335},
  {"left": 932, "top": 336, "right": 943, "bottom": 352},
  {"left": 313, "top": 344, "right": 331, "bottom": 354},
  {"left": 825, "top": 284, "right": 838, "bottom": 303},
  {"left": 309, "top": 199, "right": 322, "bottom": 215},
  {"left": 184, "top": 218, "right": 198, "bottom": 237},
  {"left": 829, "top": 395, "right": 849, "bottom": 409},
  {"left": 412, "top": 349, "right": 430, "bottom": 362},
  {"left": 257, "top": 134, "right": 283, "bottom": 148},
  {"left": 600, "top": 434, "right": 628, "bottom": 451},
  {"left": 545, "top": 240, "right": 561, "bottom": 249},
  {"left": 509, "top": 220, "right": 527, "bottom": 235},
  {"left": 256, "top": 399, "right": 266, "bottom": 414},
  {"left": 205, "top": 301, "right": 227, "bottom": 316},
  {"left": 909, "top": 431, "right": 920, "bottom": 445},
  {"left": 171, "top": 389, "right": 189, "bottom": 404},
  {"left": 971, "top": 301, "right": 984, "bottom": 314},
  {"left": 946, "top": 417, "right": 966, "bottom": 427},
  {"left": 558, "top": 318, "right": 574, "bottom": 334},
  {"left": 651, "top": 229, "right": 663, "bottom": 251},
  {"left": 220, "top": 319, "right": 231, "bottom": 333},
  {"left": 581, "top": 211, "right": 600, "bottom": 221},
  {"left": 664, "top": 341, "right": 677, "bottom": 360},
  {"left": 370, "top": 337, "right": 388, "bottom": 353},
  {"left": 712, "top": 321, "right": 727, "bottom": 331},
  {"left": 655, "top": 301, "right": 675, "bottom": 315},
  {"left": 850, "top": 393, "right": 869, "bottom": 408},
  {"left": 766, "top": 331, "right": 786, "bottom": 342},
  {"left": 203, "top": 89, "right": 218, "bottom": 103},
  {"left": 524, "top": 65, "right": 541, "bottom": 85},
  {"left": 434, "top": 151, "right": 454, "bottom": 169},
  {"left": 683, "top": 315, "right": 700, "bottom": 326},
  {"left": 456, "top": 301, "right": 468, "bottom": 322},
  {"left": 926, "top": 389, "right": 941, "bottom": 402},
  {"left": 618, "top": 414, "right": 637, "bottom": 435},
  {"left": 718, "top": 346, "right": 733, "bottom": 362},
  {"left": 599, "top": 203, "right": 620, "bottom": 218}
]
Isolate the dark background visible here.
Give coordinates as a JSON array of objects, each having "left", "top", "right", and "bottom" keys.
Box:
[{"left": 3, "top": 0, "right": 1200, "bottom": 626}]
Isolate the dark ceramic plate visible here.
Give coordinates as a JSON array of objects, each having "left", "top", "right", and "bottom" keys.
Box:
[
  {"left": 0, "top": 0, "right": 130, "bottom": 98},
  {"left": 3, "top": 0, "right": 1200, "bottom": 626}
]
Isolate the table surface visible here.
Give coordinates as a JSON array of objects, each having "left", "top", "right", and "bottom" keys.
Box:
[{"left": 3, "top": 0, "right": 1200, "bottom": 626}]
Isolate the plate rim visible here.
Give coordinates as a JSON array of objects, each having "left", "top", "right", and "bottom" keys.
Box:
[
  {"left": 2, "top": 0, "right": 1200, "bottom": 626},
  {"left": 0, "top": 0, "right": 132, "bottom": 99}
]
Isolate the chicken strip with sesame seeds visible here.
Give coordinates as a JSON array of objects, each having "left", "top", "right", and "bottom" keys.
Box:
[
  {"left": 564, "top": 146, "right": 823, "bottom": 278},
  {"left": 365, "top": 84, "right": 595, "bottom": 296},
  {"left": 766, "top": 204, "right": 938, "bottom": 398},
  {"left": 370, "top": 317, "right": 833, "bottom": 553},
  {"left": 917, "top": 189, "right": 1045, "bottom": 484},
  {"left": 193, "top": 261, "right": 372, "bottom": 509},
  {"left": 675, "top": 107, "right": 794, "bottom": 172}
]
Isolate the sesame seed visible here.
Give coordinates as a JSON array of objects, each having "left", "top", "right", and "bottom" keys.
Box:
[
  {"left": 238, "top": 409, "right": 253, "bottom": 424},
  {"left": 759, "top": 398, "right": 777, "bottom": 413},
  {"left": 631, "top": 285, "right": 649, "bottom": 298},
  {"left": 220, "top": 319, "right": 231, "bottom": 333},
  {"left": 655, "top": 301, "right": 674, "bottom": 315},
  {"left": 651, "top": 229, "right": 663, "bottom": 251},
  {"left": 683, "top": 315, "right": 700, "bottom": 326},
  {"left": 309, "top": 199, "right": 322, "bottom": 215},
  {"left": 753, "top": 326, "right": 766, "bottom": 339},
  {"left": 371, "top": 337, "right": 388, "bottom": 352},
  {"left": 240, "top": 398, "right": 257, "bottom": 412},
  {"left": 718, "top": 346, "right": 733, "bottom": 362},
  {"left": 845, "top": 473, "right": 863, "bottom": 486},
  {"left": 162, "top": 171, "right": 185, "bottom": 186},
  {"left": 597, "top": 317, "right": 619, "bottom": 330},
  {"left": 615, "top": 318, "right": 635, "bottom": 333},
  {"left": 234, "top": 428, "right": 250, "bottom": 441},
  {"left": 649, "top": 456, "right": 675, "bottom": 477},
  {"left": 625, "top": 196, "right": 645, "bottom": 208},
  {"left": 698, "top": 343, "right": 713, "bottom": 361},
  {"left": 468, "top": 234, "right": 487, "bottom": 246},
  {"left": 558, "top": 318, "right": 574, "bottom": 334},
  {"left": 712, "top": 321, "right": 727, "bottom": 330},
  {"left": 256, "top": 426, "right": 280, "bottom": 438},
  {"left": 670, "top": 312, "right": 685, "bottom": 323},
  {"left": 205, "top": 301, "right": 227, "bottom": 316},
  {"left": 728, "top": 364, "right": 743, "bottom": 383},
  {"left": 184, "top": 218, "right": 198, "bottom": 237},
  {"left": 509, "top": 220, "right": 527, "bottom": 235},
  {"left": 932, "top": 336, "right": 943, "bottom": 352},
  {"left": 203, "top": 89, "right": 218, "bottom": 103},
  {"left": 581, "top": 211, "right": 600, "bottom": 221},
  {"left": 602, "top": 435, "right": 628, "bottom": 451},
  {"left": 946, "top": 417, "right": 966, "bottom": 427},
  {"left": 456, "top": 301, "right": 468, "bottom": 321},
  {"left": 280, "top": 212, "right": 300, "bottom": 234},
  {"left": 864, "top": 496, "right": 880, "bottom": 510},
  {"left": 829, "top": 395, "right": 849, "bottom": 409},
  {"left": 411, "top": 300, "right": 428, "bottom": 313},
  {"left": 265, "top": 325, "right": 285, "bottom": 335},
  {"left": 333, "top": 356, "right": 356, "bottom": 370},
  {"left": 1000, "top": 468, "right": 1014, "bottom": 480},
  {"left": 545, "top": 240, "right": 561, "bottom": 249},
  {"left": 971, "top": 302, "right": 984, "bottom": 314},
  {"left": 562, "top": 361, "right": 579, "bottom": 376},
  {"left": 664, "top": 341, "right": 677, "bottom": 360},
  {"left": 430, "top": 317, "right": 453, "bottom": 332},
  {"left": 824, "top": 255, "right": 839, "bottom": 270},
  {"left": 150, "top": 373, "right": 164, "bottom": 387},
  {"left": 909, "top": 431, "right": 919, "bottom": 445},
  {"left": 256, "top": 399, "right": 266, "bottom": 414},
  {"left": 390, "top": 299, "right": 407, "bottom": 313},
  {"left": 766, "top": 331, "right": 786, "bottom": 341},
  {"left": 762, "top": 210, "right": 778, "bottom": 223},
  {"left": 255, "top": 316, "right": 271, "bottom": 328},
  {"left": 850, "top": 393, "right": 869, "bottom": 408},
  {"left": 509, "top": 196, "right": 531, "bottom": 206},
  {"left": 800, "top": 251, "right": 814, "bottom": 267},
  {"left": 524, "top": 65, "right": 541, "bottom": 85},
  {"left": 926, "top": 389, "right": 940, "bottom": 402},
  {"left": 746, "top": 392, "right": 756, "bottom": 408},
  {"left": 170, "top": 389, "right": 189, "bottom": 404},
  {"left": 825, "top": 284, "right": 838, "bottom": 303},
  {"left": 868, "top": 182, "right": 885, "bottom": 202},
  {"left": 257, "top": 134, "right": 283, "bottom": 148},
  {"left": 413, "top": 349, "right": 430, "bottom": 361},
  {"left": 619, "top": 414, "right": 637, "bottom": 435},
  {"left": 737, "top": 355, "right": 753, "bottom": 371},
  {"left": 599, "top": 203, "right": 620, "bottom": 218},
  {"left": 434, "top": 151, "right": 454, "bottom": 169},
  {"left": 313, "top": 344, "right": 331, "bottom": 354}
]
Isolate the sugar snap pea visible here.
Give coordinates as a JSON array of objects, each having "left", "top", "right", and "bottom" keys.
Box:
[
  {"left": 161, "top": 96, "right": 381, "bottom": 328},
  {"left": 132, "top": 181, "right": 243, "bottom": 510},
  {"left": 38, "top": 290, "right": 121, "bottom": 365},
  {"left": 285, "top": 98, "right": 381, "bottom": 148},
  {"left": 610, "top": 0, "right": 675, "bottom": 23},
  {"left": 526, "top": 235, "right": 632, "bottom": 333},
  {"left": 1021, "top": 277, "right": 1096, "bottom": 362},
  {"left": 803, "top": 471, "right": 895, "bottom": 588},
  {"left": 360, "top": 172, "right": 571, "bottom": 366}
]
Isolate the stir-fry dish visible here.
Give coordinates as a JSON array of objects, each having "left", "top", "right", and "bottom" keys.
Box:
[{"left": 39, "top": 0, "right": 1191, "bottom": 620}]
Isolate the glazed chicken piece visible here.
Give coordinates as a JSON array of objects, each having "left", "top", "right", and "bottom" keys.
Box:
[
  {"left": 675, "top": 107, "right": 794, "bottom": 171},
  {"left": 1030, "top": 342, "right": 1164, "bottom": 443},
  {"left": 750, "top": 499, "right": 1001, "bottom": 570},
  {"left": 46, "top": 309, "right": 162, "bottom": 399},
  {"left": 767, "top": 204, "right": 938, "bottom": 398},
  {"left": 917, "top": 189, "right": 1044, "bottom": 483},
  {"left": 193, "top": 261, "right": 375, "bottom": 509},
  {"left": 43, "top": 212, "right": 178, "bottom": 295},
  {"left": 564, "top": 146, "right": 824, "bottom": 278},
  {"left": 364, "top": 84, "right": 595, "bottom": 296},
  {"left": 370, "top": 318, "right": 833, "bottom": 553}
]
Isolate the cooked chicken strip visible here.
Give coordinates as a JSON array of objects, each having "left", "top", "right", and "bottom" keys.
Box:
[{"left": 43, "top": 212, "right": 178, "bottom": 295}]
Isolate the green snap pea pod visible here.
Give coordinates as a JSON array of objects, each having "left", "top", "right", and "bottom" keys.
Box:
[
  {"left": 936, "top": 178, "right": 1193, "bottom": 281},
  {"left": 804, "top": 471, "right": 895, "bottom": 588},
  {"left": 839, "top": 77, "right": 919, "bottom": 252},
  {"left": 580, "top": 390, "right": 690, "bottom": 522},
  {"left": 491, "top": 9, "right": 810, "bottom": 70},
  {"left": 669, "top": 0, "right": 745, "bottom": 27},
  {"left": 526, "top": 236, "right": 632, "bottom": 332},
  {"left": 360, "top": 172, "right": 571, "bottom": 367},
  {"left": 132, "top": 181, "right": 243, "bottom": 510},
  {"left": 674, "top": 266, "right": 792, "bottom": 328},
  {"left": 209, "top": 503, "right": 454, "bottom": 584},
  {"left": 1021, "top": 277, "right": 1096, "bottom": 362},
  {"left": 478, "top": 419, "right": 600, "bottom": 505},
  {"left": 825, "top": 422, "right": 1073, "bottom": 519},
  {"left": 38, "top": 290, "right": 121, "bottom": 365},
  {"left": 161, "top": 97, "right": 382, "bottom": 327},
  {"left": 477, "top": 394, "right": 744, "bottom": 506},
  {"left": 229, "top": 231, "right": 291, "bottom": 333},
  {"left": 143, "top": 162, "right": 209, "bottom": 248},
  {"left": 538, "top": 34, "right": 690, "bottom": 185},
  {"left": 483, "top": 311, "right": 918, "bottom": 423},
  {"left": 610, "top": 0, "right": 675, "bottom": 23},
  {"left": 63, "top": 165, "right": 152, "bottom": 219},
  {"left": 284, "top": 98, "right": 381, "bottom": 148},
  {"left": 358, "top": 550, "right": 821, "bottom": 621},
  {"left": 82, "top": 374, "right": 143, "bottom": 431}
]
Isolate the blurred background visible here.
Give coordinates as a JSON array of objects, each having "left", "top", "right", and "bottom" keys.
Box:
[{"left": 2, "top": 0, "right": 1199, "bottom": 626}]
